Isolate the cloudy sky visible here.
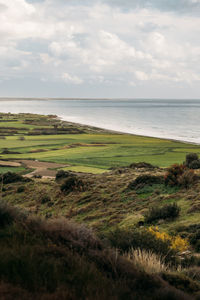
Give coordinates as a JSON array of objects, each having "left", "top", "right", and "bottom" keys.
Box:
[{"left": 0, "top": 0, "right": 200, "bottom": 98}]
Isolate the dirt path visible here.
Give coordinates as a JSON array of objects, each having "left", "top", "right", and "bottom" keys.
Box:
[{"left": 19, "top": 160, "right": 69, "bottom": 178}]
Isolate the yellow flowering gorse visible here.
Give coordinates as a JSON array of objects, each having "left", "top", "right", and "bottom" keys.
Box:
[{"left": 148, "top": 226, "right": 189, "bottom": 252}]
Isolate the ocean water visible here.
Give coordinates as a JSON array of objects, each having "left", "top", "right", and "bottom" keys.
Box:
[{"left": 0, "top": 99, "right": 200, "bottom": 144}]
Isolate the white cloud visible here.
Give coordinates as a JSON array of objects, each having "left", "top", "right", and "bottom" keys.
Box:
[
  {"left": 62, "top": 73, "right": 83, "bottom": 85},
  {"left": 0, "top": 0, "right": 200, "bottom": 97}
]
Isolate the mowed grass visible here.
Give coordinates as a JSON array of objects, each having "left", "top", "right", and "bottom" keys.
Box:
[
  {"left": 0, "top": 166, "right": 26, "bottom": 174},
  {"left": 61, "top": 165, "right": 109, "bottom": 174},
  {"left": 1, "top": 133, "right": 200, "bottom": 171}
]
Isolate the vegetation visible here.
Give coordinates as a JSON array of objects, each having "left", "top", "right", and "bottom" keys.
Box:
[
  {"left": 0, "top": 201, "right": 199, "bottom": 299},
  {"left": 128, "top": 174, "right": 163, "bottom": 190},
  {"left": 0, "top": 172, "right": 30, "bottom": 184},
  {"left": 104, "top": 227, "right": 176, "bottom": 264},
  {"left": 55, "top": 170, "right": 70, "bottom": 181},
  {"left": 1, "top": 113, "right": 200, "bottom": 174},
  {"left": 144, "top": 203, "right": 180, "bottom": 224},
  {"left": 148, "top": 227, "right": 189, "bottom": 253},
  {"left": 0, "top": 113, "right": 200, "bottom": 298},
  {"left": 164, "top": 164, "right": 197, "bottom": 188},
  {"left": 125, "top": 248, "right": 169, "bottom": 274},
  {"left": 60, "top": 176, "right": 85, "bottom": 194},
  {"left": 186, "top": 153, "right": 200, "bottom": 169}
]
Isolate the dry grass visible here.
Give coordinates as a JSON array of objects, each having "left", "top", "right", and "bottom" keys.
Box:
[{"left": 125, "top": 248, "right": 169, "bottom": 274}]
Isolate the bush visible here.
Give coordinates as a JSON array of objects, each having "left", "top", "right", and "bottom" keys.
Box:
[
  {"left": 0, "top": 202, "right": 15, "bottom": 227},
  {"left": 17, "top": 186, "right": 25, "bottom": 193},
  {"left": 56, "top": 170, "right": 70, "bottom": 181},
  {"left": 176, "top": 224, "right": 200, "bottom": 253},
  {"left": 144, "top": 203, "right": 180, "bottom": 224},
  {"left": 188, "top": 159, "right": 200, "bottom": 169},
  {"left": 33, "top": 174, "right": 42, "bottom": 179},
  {"left": 0, "top": 172, "right": 28, "bottom": 184},
  {"left": 162, "top": 273, "right": 200, "bottom": 294},
  {"left": 164, "top": 164, "right": 196, "bottom": 188},
  {"left": 189, "top": 230, "right": 200, "bottom": 252},
  {"left": 149, "top": 227, "right": 189, "bottom": 253},
  {"left": 128, "top": 174, "right": 163, "bottom": 190},
  {"left": 41, "top": 195, "right": 51, "bottom": 204},
  {"left": 105, "top": 227, "right": 176, "bottom": 263},
  {"left": 185, "top": 153, "right": 199, "bottom": 167},
  {"left": 177, "top": 169, "right": 197, "bottom": 188},
  {"left": 60, "top": 176, "right": 85, "bottom": 194}
]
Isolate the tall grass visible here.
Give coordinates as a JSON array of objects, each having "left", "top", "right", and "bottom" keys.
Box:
[{"left": 125, "top": 248, "right": 169, "bottom": 274}]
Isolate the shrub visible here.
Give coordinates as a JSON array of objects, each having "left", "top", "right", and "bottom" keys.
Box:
[
  {"left": 17, "top": 186, "right": 25, "bottom": 193},
  {"left": 188, "top": 159, "right": 200, "bottom": 169},
  {"left": 128, "top": 174, "right": 163, "bottom": 190},
  {"left": 148, "top": 227, "right": 189, "bottom": 253},
  {"left": 162, "top": 272, "right": 200, "bottom": 294},
  {"left": 60, "top": 176, "right": 85, "bottom": 194},
  {"left": 164, "top": 164, "right": 196, "bottom": 188},
  {"left": 0, "top": 202, "right": 15, "bottom": 227},
  {"left": 185, "top": 153, "right": 199, "bottom": 167},
  {"left": 177, "top": 169, "right": 197, "bottom": 188},
  {"left": 33, "top": 174, "right": 42, "bottom": 179},
  {"left": 0, "top": 172, "right": 28, "bottom": 184},
  {"left": 189, "top": 229, "right": 200, "bottom": 252},
  {"left": 41, "top": 195, "right": 51, "bottom": 204},
  {"left": 105, "top": 227, "right": 176, "bottom": 263},
  {"left": 144, "top": 203, "right": 180, "bottom": 224},
  {"left": 176, "top": 224, "right": 200, "bottom": 253},
  {"left": 55, "top": 170, "right": 70, "bottom": 181}
]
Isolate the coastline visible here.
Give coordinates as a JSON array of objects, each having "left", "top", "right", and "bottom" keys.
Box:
[
  {"left": 59, "top": 115, "right": 200, "bottom": 146},
  {"left": 1, "top": 111, "right": 200, "bottom": 170},
  {"left": 1, "top": 109, "right": 199, "bottom": 146}
]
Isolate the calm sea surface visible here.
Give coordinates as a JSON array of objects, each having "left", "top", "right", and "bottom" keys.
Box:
[{"left": 0, "top": 99, "right": 200, "bottom": 144}]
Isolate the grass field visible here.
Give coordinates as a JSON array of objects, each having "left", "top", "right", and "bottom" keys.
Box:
[
  {"left": 1, "top": 133, "right": 200, "bottom": 172},
  {"left": 0, "top": 166, "right": 26, "bottom": 174},
  {"left": 1, "top": 112, "right": 200, "bottom": 173}
]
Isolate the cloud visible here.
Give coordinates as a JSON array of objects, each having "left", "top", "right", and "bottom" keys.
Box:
[
  {"left": 0, "top": 0, "right": 200, "bottom": 97},
  {"left": 101, "top": 0, "right": 200, "bottom": 14},
  {"left": 61, "top": 73, "right": 83, "bottom": 85}
]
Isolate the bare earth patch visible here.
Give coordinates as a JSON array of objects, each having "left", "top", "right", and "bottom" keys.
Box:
[
  {"left": 0, "top": 160, "right": 21, "bottom": 167},
  {"left": 19, "top": 160, "right": 69, "bottom": 178}
]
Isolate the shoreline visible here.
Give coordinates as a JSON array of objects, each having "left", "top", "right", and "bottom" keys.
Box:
[
  {"left": 1, "top": 97, "right": 200, "bottom": 101},
  {"left": 1, "top": 110, "right": 199, "bottom": 146},
  {"left": 59, "top": 115, "right": 200, "bottom": 146}
]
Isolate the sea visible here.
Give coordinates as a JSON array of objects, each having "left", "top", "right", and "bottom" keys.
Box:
[{"left": 0, "top": 98, "right": 200, "bottom": 144}]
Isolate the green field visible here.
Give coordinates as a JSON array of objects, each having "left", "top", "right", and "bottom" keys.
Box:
[
  {"left": 1, "top": 112, "right": 200, "bottom": 172},
  {"left": 1, "top": 134, "right": 200, "bottom": 171}
]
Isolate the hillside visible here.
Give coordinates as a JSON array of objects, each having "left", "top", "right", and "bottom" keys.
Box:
[
  {"left": 0, "top": 200, "right": 199, "bottom": 300},
  {"left": 1, "top": 113, "right": 200, "bottom": 299}
]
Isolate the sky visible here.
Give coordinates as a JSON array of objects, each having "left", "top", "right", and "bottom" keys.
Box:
[{"left": 0, "top": 0, "right": 200, "bottom": 98}]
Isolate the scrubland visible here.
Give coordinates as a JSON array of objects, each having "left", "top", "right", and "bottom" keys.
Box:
[{"left": 1, "top": 113, "right": 200, "bottom": 299}]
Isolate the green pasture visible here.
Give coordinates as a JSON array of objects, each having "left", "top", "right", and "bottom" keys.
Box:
[
  {"left": 0, "top": 166, "right": 26, "bottom": 174},
  {"left": 1, "top": 133, "right": 200, "bottom": 171}
]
